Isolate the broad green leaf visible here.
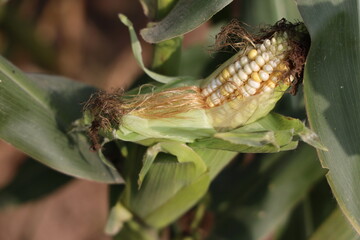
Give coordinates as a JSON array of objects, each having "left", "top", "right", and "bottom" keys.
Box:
[
  {"left": 138, "top": 141, "right": 207, "bottom": 187},
  {"left": 241, "top": 0, "right": 302, "bottom": 26},
  {"left": 119, "top": 14, "right": 193, "bottom": 84},
  {"left": 297, "top": 0, "right": 360, "bottom": 234},
  {"left": 117, "top": 144, "right": 235, "bottom": 231},
  {"left": 140, "top": 0, "right": 233, "bottom": 43},
  {"left": 0, "top": 57, "right": 122, "bottom": 183},
  {"left": 209, "top": 145, "right": 325, "bottom": 240},
  {"left": 310, "top": 208, "right": 360, "bottom": 240},
  {"left": 122, "top": 157, "right": 210, "bottom": 228}
]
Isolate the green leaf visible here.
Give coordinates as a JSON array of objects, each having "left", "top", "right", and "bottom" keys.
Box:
[
  {"left": 138, "top": 141, "right": 207, "bottom": 187},
  {"left": 297, "top": 0, "right": 360, "bottom": 234},
  {"left": 209, "top": 145, "right": 325, "bottom": 240},
  {"left": 240, "top": 0, "right": 302, "bottom": 26},
  {"left": 140, "top": 0, "right": 233, "bottom": 43},
  {"left": 116, "top": 142, "right": 236, "bottom": 231},
  {"left": 310, "top": 208, "right": 360, "bottom": 240},
  {"left": 119, "top": 14, "right": 193, "bottom": 84},
  {"left": 105, "top": 202, "right": 133, "bottom": 236},
  {"left": 122, "top": 157, "right": 210, "bottom": 228},
  {"left": 0, "top": 56, "right": 122, "bottom": 183}
]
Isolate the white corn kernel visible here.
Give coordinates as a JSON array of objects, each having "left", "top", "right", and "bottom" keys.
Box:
[
  {"left": 270, "top": 45, "right": 276, "bottom": 53},
  {"left": 240, "top": 56, "right": 249, "bottom": 66},
  {"left": 264, "top": 39, "right": 271, "bottom": 47},
  {"left": 277, "top": 44, "right": 284, "bottom": 52},
  {"left": 248, "top": 79, "right": 261, "bottom": 89},
  {"left": 235, "top": 61, "right": 242, "bottom": 71},
  {"left": 224, "top": 82, "right": 236, "bottom": 93},
  {"left": 245, "top": 84, "right": 257, "bottom": 95},
  {"left": 259, "top": 70, "right": 269, "bottom": 81},
  {"left": 240, "top": 86, "right": 250, "bottom": 97},
  {"left": 271, "top": 37, "right": 276, "bottom": 44},
  {"left": 263, "top": 64, "right": 273, "bottom": 73},
  {"left": 262, "top": 86, "right": 273, "bottom": 93},
  {"left": 250, "top": 61, "right": 260, "bottom": 72},
  {"left": 232, "top": 75, "right": 243, "bottom": 86},
  {"left": 238, "top": 70, "right": 248, "bottom": 81},
  {"left": 210, "top": 79, "right": 219, "bottom": 90},
  {"left": 255, "top": 56, "right": 265, "bottom": 67},
  {"left": 262, "top": 52, "right": 270, "bottom": 62},
  {"left": 202, "top": 88, "right": 210, "bottom": 96},
  {"left": 228, "top": 64, "right": 236, "bottom": 75},
  {"left": 260, "top": 44, "right": 266, "bottom": 52},
  {"left": 210, "top": 93, "right": 221, "bottom": 105},
  {"left": 244, "top": 64, "right": 252, "bottom": 75}
]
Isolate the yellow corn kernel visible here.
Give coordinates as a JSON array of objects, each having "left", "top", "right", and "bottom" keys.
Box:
[
  {"left": 221, "top": 69, "right": 231, "bottom": 80},
  {"left": 220, "top": 87, "right": 230, "bottom": 97},
  {"left": 219, "top": 75, "right": 226, "bottom": 83},
  {"left": 206, "top": 97, "right": 215, "bottom": 108},
  {"left": 265, "top": 80, "right": 276, "bottom": 88},
  {"left": 248, "top": 49, "right": 258, "bottom": 60},
  {"left": 251, "top": 72, "right": 262, "bottom": 82}
]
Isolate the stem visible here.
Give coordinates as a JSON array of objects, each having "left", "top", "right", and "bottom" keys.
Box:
[{"left": 151, "top": 0, "right": 182, "bottom": 76}]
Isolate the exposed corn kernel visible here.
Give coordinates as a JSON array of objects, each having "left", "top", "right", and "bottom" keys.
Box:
[
  {"left": 259, "top": 70, "right": 269, "bottom": 81},
  {"left": 222, "top": 69, "right": 231, "bottom": 80},
  {"left": 232, "top": 75, "right": 243, "bottom": 87},
  {"left": 240, "top": 56, "right": 249, "bottom": 66},
  {"left": 235, "top": 61, "right": 242, "bottom": 71},
  {"left": 245, "top": 84, "right": 257, "bottom": 95},
  {"left": 250, "top": 61, "right": 260, "bottom": 72},
  {"left": 220, "top": 87, "right": 231, "bottom": 97},
  {"left": 255, "top": 56, "right": 265, "bottom": 66},
  {"left": 248, "top": 79, "right": 261, "bottom": 89},
  {"left": 228, "top": 64, "right": 236, "bottom": 75},
  {"left": 251, "top": 72, "right": 262, "bottom": 82},
  {"left": 238, "top": 70, "right": 248, "bottom": 81},
  {"left": 219, "top": 75, "right": 226, "bottom": 83},
  {"left": 248, "top": 49, "right": 258, "bottom": 60},
  {"left": 202, "top": 31, "right": 294, "bottom": 108}
]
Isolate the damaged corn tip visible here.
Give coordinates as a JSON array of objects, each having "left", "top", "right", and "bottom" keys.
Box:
[{"left": 201, "top": 31, "right": 293, "bottom": 108}]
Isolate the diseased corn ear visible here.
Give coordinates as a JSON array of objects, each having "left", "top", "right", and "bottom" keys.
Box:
[
  {"left": 83, "top": 19, "right": 310, "bottom": 147},
  {"left": 201, "top": 20, "right": 309, "bottom": 129}
]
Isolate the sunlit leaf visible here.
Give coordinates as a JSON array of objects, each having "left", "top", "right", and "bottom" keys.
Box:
[
  {"left": 297, "top": 0, "right": 360, "bottom": 234},
  {"left": 0, "top": 57, "right": 122, "bottom": 183},
  {"left": 310, "top": 208, "right": 360, "bottom": 240}
]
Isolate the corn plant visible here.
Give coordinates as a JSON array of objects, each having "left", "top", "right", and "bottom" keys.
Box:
[{"left": 0, "top": 0, "right": 360, "bottom": 239}]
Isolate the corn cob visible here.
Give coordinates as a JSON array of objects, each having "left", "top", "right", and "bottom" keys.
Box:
[{"left": 201, "top": 32, "right": 292, "bottom": 108}]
